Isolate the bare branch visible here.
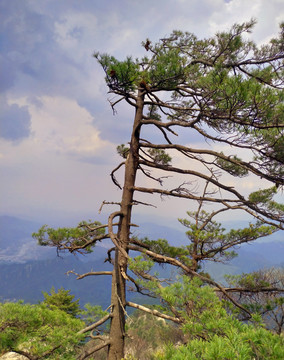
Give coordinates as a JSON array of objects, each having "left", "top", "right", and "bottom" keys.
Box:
[
  {"left": 67, "top": 270, "right": 113, "bottom": 279},
  {"left": 78, "top": 313, "right": 112, "bottom": 334},
  {"left": 134, "top": 185, "right": 237, "bottom": 204},
  {"left": 139, "top": 142, "right": 284, "bottom": 186},
  {"left": 99, "top": 201, "right": 121, "bottom": 213},
  {"left": 216, "top": 287, "right": 284, "bottom": 293},
  {"left": 110, "top": 162, "right": 125, "bottom": 189},
  {"left": 138, "top": 164, "right": 169, "bottom": 185},
  {"left": 131, "top": 199, "right": 157, "bottom": 208},
  {"left": 126, "top": 301, "right": 181, "bottom": 323},
  {"left": 77, "top": 340, "right": 111, "bottom": 360},
  {"left": 108, "top": 211, "right": 129, "bottom": 259}
]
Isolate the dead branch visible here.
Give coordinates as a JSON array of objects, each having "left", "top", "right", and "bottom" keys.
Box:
[
  {"left": 66, "top": 270, "right": 113, "bottom": 280},
  {"left": 105, "top": 247, "right": 115, "bottom": 263},
  {"left": 138, "top": 164, "right": 165, "bottom": 185},
  {"left": 139, "top": 142, "right": 284, "bottom": 187},
  {"left": 131, "top": 199, "right": 157, "bottom": 208},
  {"left": 134, "top": 185, "right": 283, "bottom": 229},
  {"left": 108, "top": 211, "right": 129, "bottom": 259},
  {"left": 99, "top": 200, "right": 121, "bottom": 213},
  {"left": 126, "top": 301, "right": 181, "bottom": 323},
  {"left": 134, "top": 185, "right": 236, "bottom": 203},
  {"left": 78, "top": 313, "right": 112, "bottom": 335},
  {"left": 110, "top": 162, "right": 125, "bottom": 190},
  {"left": 108, "top": 96, "right": 124, "bottom": 114},
  {"left": 216, "top": 287, "right": 284, "bottom": 293},
  {"left": 77, "top": 339, "right": 111, "bottom": 360}
]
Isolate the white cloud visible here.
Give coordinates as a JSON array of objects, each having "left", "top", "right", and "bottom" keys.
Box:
[
  {"left": 0, "top": 96, "right": 118, "bottom": 220},
  {"left": 209, "top": 0, "right": 284, "bottom": 42},
  {"left": 5, "top": 96, "right": 113, "bottom": 159}
]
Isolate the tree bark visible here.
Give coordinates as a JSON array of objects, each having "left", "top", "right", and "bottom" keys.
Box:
[{"left": 107, "top": 89, "right": 144, "bottom": 360}]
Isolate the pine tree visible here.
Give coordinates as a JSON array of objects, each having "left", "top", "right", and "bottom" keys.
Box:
[{"left": 34, "top": 20, "right": 284, "bottom": 359}]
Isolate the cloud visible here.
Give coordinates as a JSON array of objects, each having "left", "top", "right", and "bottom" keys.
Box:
[
  {"left": 0, "top": 55, "right": 17, "bottom": 92},
  {"left": 9, "top": 95, "right": 115, "bottom": 162},
  {"left": 0, "top": 0, "right": 283, "bottom": 224},
  {"left": 0, "top": 95, "right": 119, "bottom": 221},
  {"left": 0, "top": 98, "right": 31, "bottom": 141},
  {"left": 208, "top": 0, "right": 283, "bottom": 42},
  {"left": 0, "top": 0, "right": 102, "bottom": 102}
]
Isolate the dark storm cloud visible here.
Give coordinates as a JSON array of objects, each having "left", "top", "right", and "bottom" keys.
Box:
[{"left": 0, "top": 100, "right": 31, "bottom": 141}]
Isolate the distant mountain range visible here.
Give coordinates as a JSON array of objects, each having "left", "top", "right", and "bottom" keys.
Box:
[
  {"left": 0, "top": 215, "right": 54, "bottom": 263},
  {"left": 0, "top": 215, "right": 283, "bottom": 307},
  {"left": 0, "top": 256, "right": 113, "bottom": 307}
]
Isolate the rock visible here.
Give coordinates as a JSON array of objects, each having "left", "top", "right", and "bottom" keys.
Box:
[{"left": 0, "top": 352, "right": 29, "bottom": 360}]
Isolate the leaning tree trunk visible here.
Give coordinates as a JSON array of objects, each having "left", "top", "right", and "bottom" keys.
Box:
[{"left": 107, "top": 89, "right": 144, "bottom": 360}]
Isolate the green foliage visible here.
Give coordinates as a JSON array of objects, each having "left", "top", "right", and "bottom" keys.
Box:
[
  {"left": 249, "top": 186, "right": 278, "bottom": 204},
  {"left": 146, "top": 105, "right": 162, "bottom": 121},
  {"left": 0, "top": 301, "right": 84, "bottom": 359},
  {"left": 225, "top": 272, "right": 270, "bottom": 290},
  {"left": 177, "top": 210, "right": 276, "bottom": 265},
  {"left": 93, "top": 53, "right": 140, "bottom": 92},
  {"left": 33, "top": 220, "right": 105, "bottom": 254},
  {"left": 256, "top": 126, "right": 284, "bottom": 168},
  {"left": 42, "top": 286, "right": 81, "bottom": 317},
  {"left": 249, "top": 187, "right": 284, "bottom": 215},
  {"left": 128, "top": 255, "right": 155, "bottom": 274},
  {"left": 216, "top": 152, "right": 248, "bottom": 177},
  {"left": 226, "top": 222, "right": 277, "bottom": 244},
  {"left": 147, "top": 148, "right": 172, "bottom": 165},
  {"left": 95, "top": 19, "right": 284, "bottom": 205},
  {"left": 80, "top": 303, "right": 109, "bottom": 326},
  {"left": 153, "top": 279, "right": 284, "bottom": 360},
  {"left": 117, "top": 143, "right": 130, "bottom": 159},
  {"left": 147, "top": 46, "right": 186, "bottom": 89},
  {"left": 155, "top": 326, "right": 284, "bottom": 360},
  {"left": 156, "top": 277, "right": 234, "bottom": 336},
  {"left": 225, "top": 268, "right": 284, "bottom": 334},
  {"left": 129, "top": 209, "right": 278, "bottom": 312},
  {"left": 138, "top": 237, "right": 192, "bottom": 269},
  {"left": 142, "top": 237, "right": 188, "bottom": 259},
  {"left": 94, "top": 22, "right": 267, "bottom": 93}
]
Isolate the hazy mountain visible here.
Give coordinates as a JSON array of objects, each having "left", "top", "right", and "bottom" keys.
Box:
[
  {"left": 0, "top": 215, "right": 283, "bottom": 306},
  {"left": 133, "top": 221, "right": 186, "bottom": 246},
  {"left": 0, "top": 255, "right": 112, "bottom": 307},
  {"left": 204, "top": 243, "right": 284, "bottom": 283},
  {"left": 1, "top": 215, "right": 282, "bottom": 264},
  {"left": 0, "top": 216, "right": 55, "bottom": 263}
]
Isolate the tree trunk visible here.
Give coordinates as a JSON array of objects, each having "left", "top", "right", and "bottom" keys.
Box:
[{"left": 107, "top": 90, "right": 144, "bottom": 360}]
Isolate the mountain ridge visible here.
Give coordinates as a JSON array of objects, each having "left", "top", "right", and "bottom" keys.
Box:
[{"left": 0, "top": 215, "right": 283, "bottom": 306}]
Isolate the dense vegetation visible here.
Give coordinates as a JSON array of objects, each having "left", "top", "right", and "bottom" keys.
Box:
[
  {"left": 0, "top": 300, "right": 84, "bottom": 359},
  {"left": 1, "top": 280, "right": 283, "bottom": 359}
]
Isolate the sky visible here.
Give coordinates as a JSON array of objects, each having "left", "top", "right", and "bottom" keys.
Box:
[{"left": 1, "top": 0, "right": 283, "bottom": 228}]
